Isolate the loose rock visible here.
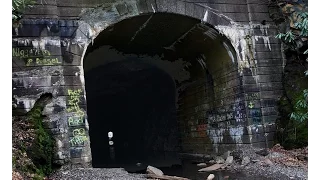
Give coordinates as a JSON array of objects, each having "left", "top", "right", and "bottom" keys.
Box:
[
  {"left": 241, "top": 156, "right": 250, "bottom": 166},
  {"left": 231, "top": 150, "right": 243, "bottom": 162},
  {"left": 208, "top": 160, "right": 215, "bottom": 164},
  {"left": 223, "top": 151, "right": 231, "bottom": 160},
  {"left": 225, "top": 156, "right": 233, "bottom": 164},
  {"left": 251, "top": 159, "right": 260, "bottom": 163},
  {"left": 197, "top": 163, "right": 207, "bottom": 167},
  {"left": 207, "top": 174, "right": 215, "bottom": 180},
  {"left": 255, "top": 149, "right": 269, "bottom": 156},
  {"left": 263, "top": 158, "right": 273, "bottom": 166},
  {"left": 198, "top": 164, "right": 224, "bottom": 172},
  {"left": 147, "top": 165, "right": 164, "bottom": 176},
  {"left": 297, "top": 154, "right": 307, "bottom": 161},
  {"left": 215, "top": 156, "right": 225, "bottom": 164}
]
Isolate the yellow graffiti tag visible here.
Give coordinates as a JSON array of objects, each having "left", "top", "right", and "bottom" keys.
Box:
[
  {"left": 26, "top": 57, "right": 61, "bottom": 66},
  {"left": 12, "top": 47, "right": 51, "bottom": 58},
  {"left": 68, "top": 117, "right": 84, "bottom": 126},
  {"left": 72, "top": 128, "right": 86, "bottom": 136},
  {"left": 67, "top": 89, "right": 85, "bottom": 125},
  {"left": 69, "top": 136, "right": 87, "bottom": 146}
]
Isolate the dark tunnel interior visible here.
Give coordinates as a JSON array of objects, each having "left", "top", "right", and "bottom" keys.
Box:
[
  {"left": 83, "top": 13, "right": 237, "bottom": 171},
  {"left": 85, "top": 60, "right": 179, "bottom": 169}
]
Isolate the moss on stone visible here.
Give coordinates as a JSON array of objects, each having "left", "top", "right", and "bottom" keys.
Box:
[
  {"left": 27, "top": 104, "right": 55, "bottom": 176},
  {"left": 13, "top": 93, "right": 58, "bottom": 178}
]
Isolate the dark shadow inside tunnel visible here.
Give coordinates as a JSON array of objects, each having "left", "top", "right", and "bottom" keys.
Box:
[
  {"left": 83, "top": 13, "right": 239, "bottom": 171},
  {"left": 85, "top": 59, "right": 179, "bottom": 169}
]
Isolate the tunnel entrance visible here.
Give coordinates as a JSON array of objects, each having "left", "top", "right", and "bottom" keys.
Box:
[
  {"left": 85, "top": 59, "right": 179, "bottom": 169},
  {"left": 83, "top": 13, "right": 239, "bottom": 170}
]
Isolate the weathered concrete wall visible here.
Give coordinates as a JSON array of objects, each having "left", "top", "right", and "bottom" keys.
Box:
[{"left": 12, "top": 0, "right": 284, "bottom": 166}]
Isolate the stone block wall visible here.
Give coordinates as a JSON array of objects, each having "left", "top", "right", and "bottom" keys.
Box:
[{"left": 12, "top": 0, "right": 284, "bottom": 165}]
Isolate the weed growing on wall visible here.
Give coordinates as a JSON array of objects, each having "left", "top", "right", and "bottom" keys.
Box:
[{"left": 27, "top": 104, "right": 55, "bottom": 176}]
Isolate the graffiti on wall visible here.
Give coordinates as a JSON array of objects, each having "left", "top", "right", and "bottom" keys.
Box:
[
  {"left": 66, "top": 89, "right": 85, "bottom": 117},
  {"left": 206, "top": 98, "right": 246, "bottom": 126},
  {"left": 26, "top": 57, "right": 61, "bottom": 66},
  {"left": 12, "top": 47, "right": 51, "bottom": 57},
  {"left": 12, "top": 47, "right": 61, "bottom": 66},
  {"left": 66, "top": 89, "right": 88, "bottom": 147},
  {"left": 245, "top": 93, "right": 259, "bottom": 101},
  {"left": 245, "top": 93, "right": 262, "bottom": 124},
  {"left": 248, "top": 108, "right": 262, "bottom": 124},
  {"left": 69, "top": 128, "right": 87, "bottom": 146},
  {"left": 68, "top": 116, "right": 84, "bottom": 126}
]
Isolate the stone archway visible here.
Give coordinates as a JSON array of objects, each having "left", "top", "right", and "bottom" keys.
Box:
[
  {"left": 12, "top": 0, "right": 283, "bottom": 167},
  {"left": 81, "top": 13, "right": 243, "bottom": 169}
]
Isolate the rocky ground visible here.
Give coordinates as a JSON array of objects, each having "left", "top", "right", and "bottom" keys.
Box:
[
  {"left": 49, "top": 168, "right": 146, "bottom": 180},
  {"left": 47, "top": 144, "right": 307, "bottom": 180},
  {"left": 204, "top": 144, "right": 308, "bottom": 180}
]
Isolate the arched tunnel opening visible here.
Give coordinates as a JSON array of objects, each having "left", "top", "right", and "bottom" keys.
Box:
[{"left": 83, "top": 13, "right": 239, "bottom": 171}]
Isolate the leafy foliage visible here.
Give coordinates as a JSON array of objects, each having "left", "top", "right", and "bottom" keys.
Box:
[
  {"left": 276, "top": 12, "right": 308, "bottom": 50},
  {"left": 290, "top": 89, "right": 308, "bottom": 122},
  {"left": 276, "top": 11, "right": 308, "bottom": 123},
  {"left": 12, "top": 0, "right": 36, "bottom": 21},
  {"left": 274, "top": 3, "right": 308, "bottom": 149}
]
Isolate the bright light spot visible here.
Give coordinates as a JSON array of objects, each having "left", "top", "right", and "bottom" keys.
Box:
[
  {"left": 108, "top": 131, "right": 113, "bottom": 138},
  {"left": 109, "top": 141, "right": 114, "bottom": 145}
]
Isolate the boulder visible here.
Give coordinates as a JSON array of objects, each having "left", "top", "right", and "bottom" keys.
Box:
[
  {"left": 208, "top": 159, "right": 215, "bottom": 164},
  {"left": 147, "top": 165, "right": 164, "bottom": 176}
]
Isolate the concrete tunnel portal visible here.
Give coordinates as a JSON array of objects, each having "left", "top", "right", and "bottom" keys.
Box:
[{"left": 83, "top": 13, "right": 239, "bottom": 169}]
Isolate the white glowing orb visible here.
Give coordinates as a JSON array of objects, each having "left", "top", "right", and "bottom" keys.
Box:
[{"left": 108, "top": 131, "right": 113, "bottom": 138}]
